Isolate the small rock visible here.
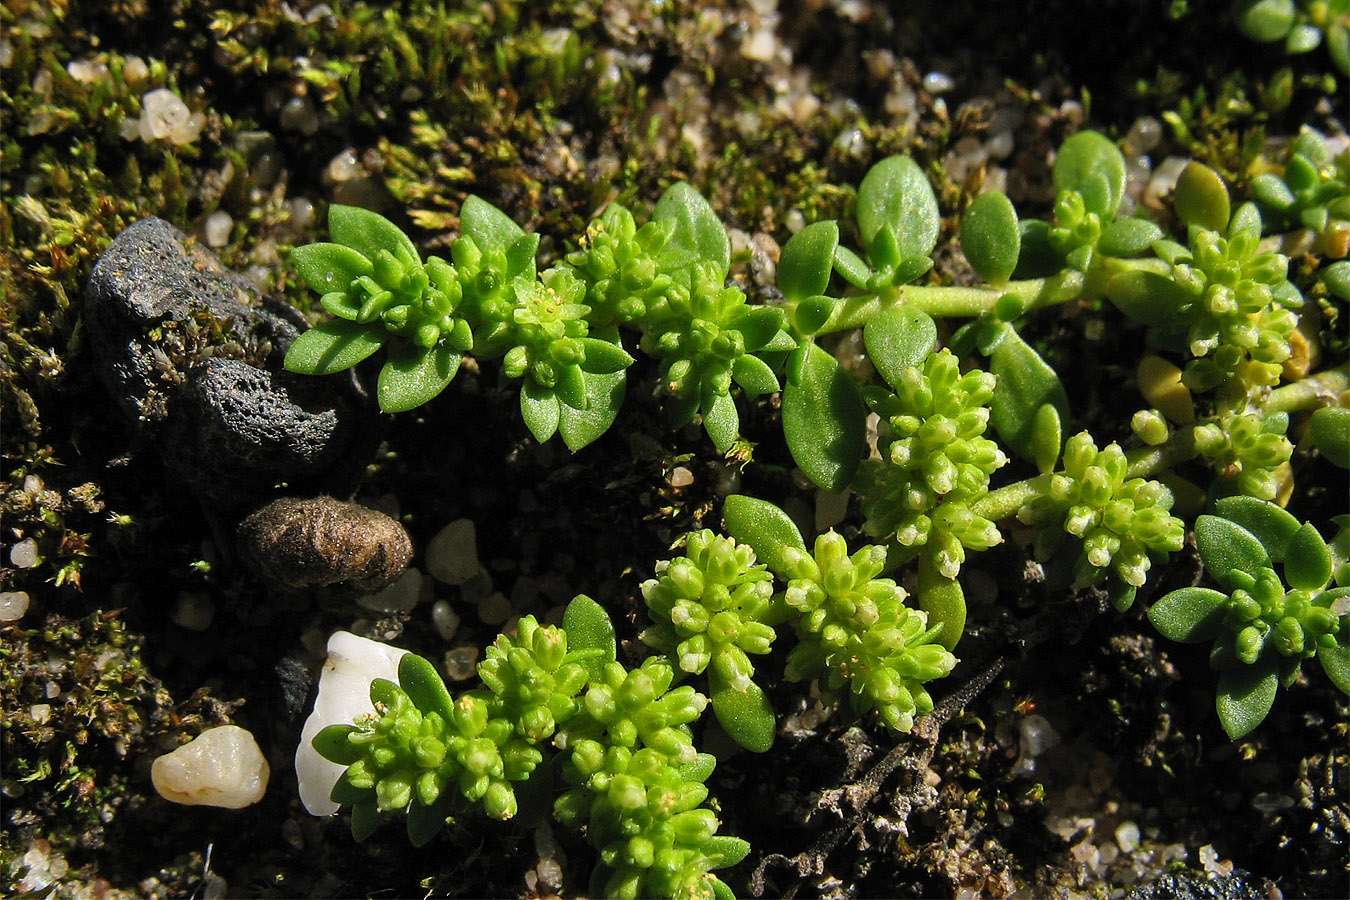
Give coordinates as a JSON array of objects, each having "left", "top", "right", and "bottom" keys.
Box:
[
  {"left": 151, "top": 724, "right": 269, "bottom": 809},
  {"left": 357, "top": 567, "right": 423, "bottom": 614},
  {"left": 237, "top": 496, "right": 413, "bottom": 593},
  {"left": 426, "top": 519, "right": 483, "bottom": 586},
  {"left": 0, "top": 591, "right": 31, "bottom": 621},
  {"left": 85, "top": 217, "right": 376, "bottom": 510},
  {"left": 295, "top": 631, "right": 408, "bottom": 816}
]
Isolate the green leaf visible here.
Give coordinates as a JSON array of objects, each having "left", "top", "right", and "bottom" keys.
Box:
[
  {"left": 562, "top": 594, "right": 617, "bottom": 682},
  {"left": 703, "top": 835, "right": 753, "bottom": 870},
  {"left": 672, "top": 752, "right": 717, "bottom": 785},
  {"left": 407, "top": 792, "right": 454, "bottom": 848},
  {"left": 778, "top": 220, "right": 839, "bottom": 302},
  {"left": 1028, "top": 402, "right": 1063, "bottom": 474},
  {"left": 312, "top": 724, "right": 362, "bottom": 765},
  {"left": 1194, "top": 514, "right": 1271, "bottom": 589},
  {"left": 292, "top": 243, "right": 374, "bottom": 294},
  {"left": 377, "top": 342, "right": 461, "bottom": 413},
  {"left": 1249, "top": 173, "right": 1297, "bottom": 212},
  {"left": 989, "top": 329, "right": 1070, "bottom": 470},
  {"left": 1215, "top": 658, "right": 1280, "bottom": 740},
  {"left": 792, "top": 295, "right": 837, "bottom": 335},
  {"left": 559, "top": 368, "right": 627, "bottom": 451},
  {"left": 330, "top": 770, "right": 376, "bottom": 806},
  {"left": 1321, "top": 262, "right": 1350, "bottom": 302},
  {"left": 732, "top": 353, "right": 780, "bottom": 397},
  {"left": 710, "top": 672, "right": 775, "bottom": 752},
  {"left": 460, "top": 195, "right": 525, "bottom": 255},
  {"left": 862, "top": 305, "right": 937, "bottom": 392},
  {"left": 1318, "top": 639, "right": 1350, "bottom": 695},
  {"left": 832, "top": 244, "right": 873, "bottom": 288},
  {"left": 959, "top": 190, "right": 1020, "bottom": 286},
  {"left": 721, "top": 494, "right": 808, "bottom": 580},
  {"left": 350, "top": 798, "right": 381, "bottom": 842},
  {"left": 1234, "top": 0, "right": 1296, "bottom": 42},
  {"left": 782, "top": 343, "right": 866, "bottom": 492},
  {"left": 654, "top": 181, "right": 730, "bottom": 282},
  {"left": 577, "top": 337, "right": 634, "bottom": 375},
  {"left": 1052, "top": 131, "right": 1127, "bottom": 219},
  {"left": 1213, "top": 497, "right": 1302, "bottom": 560},
  {"left": 1012, "top": 219, "right": 1063, "bottom": 278},
  {"left": 1309, "top": 407, "right": 1350, "bottom": 469},
  {"left": 1097, "top": 218, "right": 1165, "bottom": 258},
  {"left": 398, "top": 653, "right": 456, "bottom": 722},
  {"left": 1284, "top": 523, "right": 1333, "bottom": 591},
  {"left": 329, "top": 205, "right": 419, "bottom": 269},
  {"left": 855, "top": 155, "right": 940, "bottom": 262},
  {"left": 1104, "top": 269, "right": 1192, "bottom": 326},
  {"left": 732, "top": 305, "right": 788, "bottom": 351},
  {"left": 505, "top": 232, "right": 540, "bottom": 278},
  {"left": 1173, "top": 162, "right": 1231, "bottom": 232},
  {"left": 1148, "top": 587, "right": 1230, "bottom": 643},
  {"left": 918, "top": 553, "right": 965, "bottom": 650},
  {"left": 703, "top": 390, "right": 740, "bottom": 453},
  {"left": 520, "top": 380, "right": 561, "bottom": 443},
  {"left": 284, "top": 319, "right": 386, "bottom": 375}
]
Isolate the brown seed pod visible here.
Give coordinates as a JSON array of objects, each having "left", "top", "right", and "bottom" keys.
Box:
[{"left": 236, "top": 496, "right": 413, "bottom": 593}]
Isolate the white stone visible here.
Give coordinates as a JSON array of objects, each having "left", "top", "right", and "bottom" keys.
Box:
[
  {"left": 295, "top": 631, "right": 408, "bottom": 815},
  {"left": 170, "top": 592, "right": 215, "bottom": 631},
  {"left": 204, "top": 211, "right": 232, "bottom": 247},
  {"left": 138, "top": 88, "right": 204, "bottom": 146},
  {"left": 151, "top": 725, "right": 269, "bottom": 808},
  {"left": 426, "top": 519, "right": 482, "bottom": 585},
  {"left": 10, "top": 537, "right": 39, "bottom": 568},
  {"left": 430, "top": 599, "right": 460, "bottom": 640},
  {"left": 0, "top": 591, "right": 31, "bottom": 621}
]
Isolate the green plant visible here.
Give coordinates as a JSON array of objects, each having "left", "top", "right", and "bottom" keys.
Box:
[
  {"left": 1147, "top": 497, "right": 1350, "bottom": 738},
  {"left": 1232, "top": 0, "right": 1350, "bottom": 76},
  {"left": 311, "top": 596, "right": 748, "bottom": 900}
]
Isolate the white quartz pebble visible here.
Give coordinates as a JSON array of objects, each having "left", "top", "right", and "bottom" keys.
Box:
[{"left": 151, "top": 725, "right": 269, "bottom": 809}]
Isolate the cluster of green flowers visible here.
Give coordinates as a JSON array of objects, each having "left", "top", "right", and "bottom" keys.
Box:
[
  {"left": 640, "top": 262, "right": 790, "bottom": 452},
  {"left": 1155, "top": 204, "right": 1302, "bottom": 391},
  {"left": 1192, "top": 410, "right": 1294, "bottom": 501},
  {"left": 565, "top": 203, "right": 675, "bottom": 328},
  {"left": 639, "top": 530, "right": 778, "bottom": 691},
  {"left": 778, "top": 531, "right": 957, "bottom": 732},
  {"left": 314, "top": 616, "right": 586, "bottom": 844},
  {"left": 855, "top": 348, "right": 1007, "bottom": 580},
  {"left": 1018, "top": 432, "right": 1185, "bottom": 598},
  {"left": 555, "top": 658, "right": 746, "bottom": 900}
]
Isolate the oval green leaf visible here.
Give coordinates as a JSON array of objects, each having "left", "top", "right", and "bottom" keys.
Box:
[
  {"left": 1234, "top": 0, "right": 1296, "bottom": 42},
  {"left": 703, "top": 390, "right": 740, "bottom": 453},
  {"left": 1194, "top": 514, "right": 1271, "bottom": 589},
  {"left": 1213, "top": 496, "right": 1302, "bottom": 560},
  {"left": 778, "top": 220, "right": 839, "bottom": 302},
  {"left": 1215, "top": 658, "right": 1280, "bottom": 740},
  {"left": 398, "top": 653, "right": 456, "bottom": 722},
  {"left": 377, "top": 342, "right": 462, "bottom": 413},
  {"left": 862, "top": 305, "right": 937, "bottom": 393},
  {"left": 329, "top": 204, "right": 419, "bottom": 269},
  {"left": 284, "top": 318, "right": 386, "bottom": 376},
  {"left": 722, "top": 494, "right": 808, "bottom": 579},
  {"left": 1147, "top": 587, "right": 1230, "bottom": 643},
  {"left": 1097, "top": 218, "right": 1165, "bottom": 258},
  {"left": 559, "top": 368, "right": 626, "bottom": 451},
  {"left": 520, "top": 380, "right": 561, "bottom": 444},
  {"left": 654, "top": 181, "right": 730, "bottom": 282},
  {"left": 292, "top": 243, "right": 373, "bottom": 294},
  {"left": 989, "top": 330, "right": 1070, "bottom": 470},
  {"left": 1052, "top": 131, "right": 1126, "bottom": 219},
  {"left": 782, "top": 343, "right": 866, "bottom": 492},
  {"left": 1105, "top": 269, "right": 1193, "bottom": 326},
  {"left": 460, "top": 195, "right": 525, "bottom": 256},
  {"left": 959, "top": 190, "right": 1020, "bottom": 287},
  {"left": 311, "top": 724, "right": 362, "bottom": 765},
  {"left": 1284, "top": 522, "right": 1333, "bottom": 591},
  {"left": 1309, "top": 406, "right": 1350, "bottom": 469},
  {"left": 732, "top": 353, "right": 780, "bottom": 398},
  {"left": 710, "top": 673, "right": 775, "bottom": 752},
  {"left": 562, "top": 593, "right": 617, "bottom": 682},
  {"left": 856, "top": 155, "right": 940, "bottom": 261},
  {"left": 918, "top": 554, "right": 966, "bottom": 651},
  {"left": 1173, "top": 162, "right": 1232, "bottom": 232}
]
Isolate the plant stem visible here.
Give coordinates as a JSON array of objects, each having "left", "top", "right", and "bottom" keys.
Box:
[{"left": 1265, "top": 363, "right": 1350, "bottom": 413}]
